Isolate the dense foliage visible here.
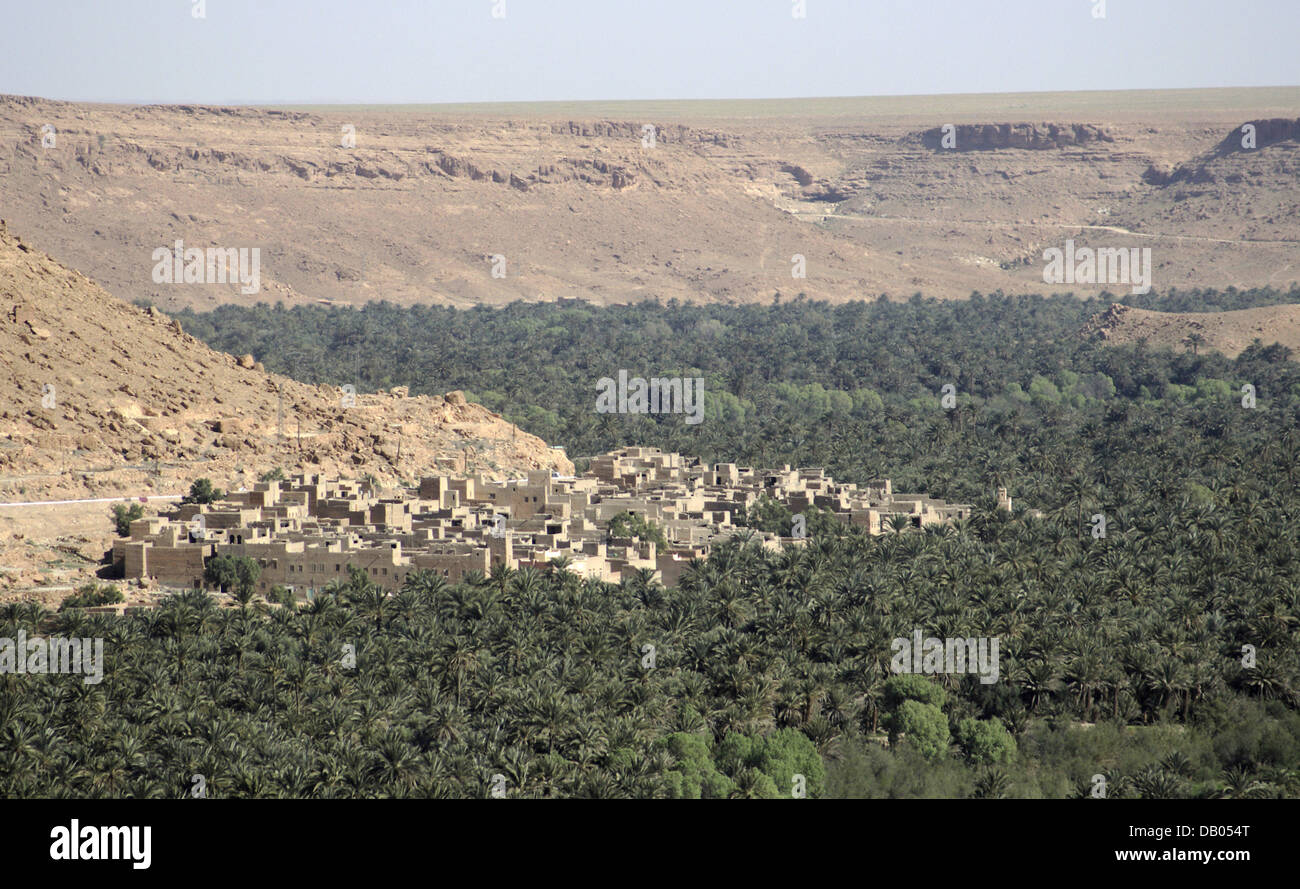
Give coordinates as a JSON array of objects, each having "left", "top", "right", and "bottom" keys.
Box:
[
  {"left": 3, "top": 516, "right": 1298, "bottom": 797},
  {"left": 112, "top": 502, "right": 144, "bottom": 537},
  {"left": 2, "top": 288, "right": 1295, "bottom": 797},
  {"left": 607, "top": 511, "right": 668, "bottom": 549},
  {"left": 203, "top": 554, "right": 263, "bottom": 604},
  {"left": 173, "top": 287, "right": 1299, "bottom": 496},
  {"left": 57, "top": 583, "right": 124, "bottom": 612},
  {"left": 183, "top": 478, "right": 224, "bottom": 505}
]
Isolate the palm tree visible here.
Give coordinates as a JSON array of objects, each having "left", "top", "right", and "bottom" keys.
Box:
[
  {"left": 438, "top": 636, "right": 480, "bottom": 707},
  {"left": 973, "top": 768, "right": 1012, "bottom": 799}
]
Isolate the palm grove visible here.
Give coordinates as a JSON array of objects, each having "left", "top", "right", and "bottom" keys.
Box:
[{"left": 1, "top": 286, "right": 1297, "bottom": 797}]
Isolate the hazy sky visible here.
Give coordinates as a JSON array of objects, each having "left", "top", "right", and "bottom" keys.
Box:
[{"left": 1, "top": 1, "right": 1297, "bottom": 105}]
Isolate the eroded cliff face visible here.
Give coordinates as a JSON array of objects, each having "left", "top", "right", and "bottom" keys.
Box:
[
  {"left": 1220, "top": 117, "right": 1300, "bottom": 152},
  {"left": 1142, "top": 118, "right": 1300, "bottom": 184},
  {"left": 919, "top": 122, "right": 1115, "bottom": 151},
  {"left": 2, "top": 92, "right": 1298, "bottom": 305}
]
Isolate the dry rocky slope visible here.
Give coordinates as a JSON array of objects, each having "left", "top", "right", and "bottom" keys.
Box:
[
  {"left": 0, "top": 218, "right": 571, "bottom": 504},
  {"left": 1081, "top": 302, "right": 1300, "bottom": 359},
  {"left": 0, "top": 219, "right": 570, "bottom": 596},
  {"left": 1, "top": 89, "right": 1297, "bottom": 308}
]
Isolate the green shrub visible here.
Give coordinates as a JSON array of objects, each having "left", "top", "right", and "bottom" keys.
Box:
[
  {"left": 111, "top": 502, "right": 145, "bottom": 536},
  {"left": 60, "top": 583, "right": 124, "bottom": 611},
  {"left": 607, "top": 511, "right": 667, "bottom": 549},
  {"left": 956, "top": 717, "right": 1018, "bottom": 765},
  {"left": 183, "top": 478, "right": 223, "bottom": 504},
  {"left": 883, "top": 674, "right": 948, "bottom": 711},
  {"left": 888, "top": 700, "right": 951, "bottom": 760}
]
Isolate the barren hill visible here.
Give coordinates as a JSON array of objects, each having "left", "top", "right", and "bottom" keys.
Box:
[
  {"left": 0, "top": 218, "right": 571, "bottom": 504},
  {"left": 1, "top": 88, "right": 1298, "bottom": 308},
  {"left": 0, "top": 218, "right": 571, "bottom": 595},
  {"left": 1080, "top": 302, "right": 1300, "bottom": 358}
]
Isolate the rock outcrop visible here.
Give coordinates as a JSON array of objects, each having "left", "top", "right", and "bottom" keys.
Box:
[{"left": 920, "top": 122, "right": 1114, "bottom": 151}]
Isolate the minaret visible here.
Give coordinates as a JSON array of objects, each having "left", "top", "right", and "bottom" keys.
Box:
[{"left": 996, "top": 487, "right": 1012, "bottom": 512}]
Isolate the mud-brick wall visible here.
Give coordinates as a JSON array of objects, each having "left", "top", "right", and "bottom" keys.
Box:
[{"left": 145, "top": 545, "right": 209, "bottom": 587}]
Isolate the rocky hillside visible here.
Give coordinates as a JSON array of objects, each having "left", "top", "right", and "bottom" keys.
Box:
[
  {"left": 1081, "top": 302, "right": 1300, "bottom": 359},
  {"left": 0, "top": 219, "right": 571, "bottom": 504},
  {"left": 2, "top": 89, "right": 1298, "bottom": 306},
  {"left": 0, "top": 95, "right": 870, "bottom": 307}
]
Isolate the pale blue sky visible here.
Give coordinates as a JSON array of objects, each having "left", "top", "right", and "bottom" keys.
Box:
[{"left": 1, "top": 1, "right": 1296, "bottom": 104}]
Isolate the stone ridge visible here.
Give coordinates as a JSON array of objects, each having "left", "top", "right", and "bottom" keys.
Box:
[{"left": 918, "top": 122, "right": 1115, "bottom": 151}]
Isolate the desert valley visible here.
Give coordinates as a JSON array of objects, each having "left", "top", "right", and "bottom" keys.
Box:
[{"left": 1, "top": 12, "right": 1298, "bottom": 814}]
